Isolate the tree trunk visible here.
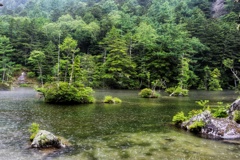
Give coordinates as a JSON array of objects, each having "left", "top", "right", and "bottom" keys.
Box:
[
  {"left": 38, "top": 63, "right": 43, "bottom": 87},
  {"left": 69, "top": 53, "right": 75, "bottom": 85}
]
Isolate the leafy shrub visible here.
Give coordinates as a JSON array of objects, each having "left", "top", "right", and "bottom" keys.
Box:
[
  {"left": 189, "top": 121, "right": 205, "bottom": 132},
  {"left": 29, "top": 122, "right": 39, "bottom": 141},
  {"left": 172, "top": 111, "right": 187, "bottom": 125},
  {"left": 195, "top": 100, "right": 210, "bottom": 110},
  {"left": 211, "top": 102, "right": 228, "bottom": 118},
  {"left": 138, "top": 88, "right": 160, "bottom": 98},
  {"left": 103, "top": 96, "right": 122, "bottom": 103},
  {"left": 27, "top": 72, "right": 35, "bottom": 78},
  {"left": 212, "top": 108, "right": 228, "bottom": 118},
  {"left": 37, "top": 82, "right": 95, "bottom": 104},
  {"left": 233, "top": 111, "right": 240, "bottom": 123}
]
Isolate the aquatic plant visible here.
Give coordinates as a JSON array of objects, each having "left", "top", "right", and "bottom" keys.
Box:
[
  {"left": 103, "top": 96, "right": 122, "bottom": 103},
  {"left": 138, "top": 88, "right": 160, "bottom": 98},
  {"left": 29, "top": 122, "right": 40, "bottom": 141},
  {"left": 172, "top": 111, "right": 187, "bottom": 125}
]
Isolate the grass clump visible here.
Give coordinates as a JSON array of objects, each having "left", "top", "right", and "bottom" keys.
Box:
[
  {"left": 29, "top": 122, "right": 40, "bottom": 141},
  {"left": 103, "top": 96, "right": 122, "bottom": 103},
  {"left": 138, "top": 88, "right": 160, "bottom": 98}
]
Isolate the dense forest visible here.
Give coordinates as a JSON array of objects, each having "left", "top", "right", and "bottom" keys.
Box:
[{"left": 0, "top": 0, "right": 240, "bottom": 90}]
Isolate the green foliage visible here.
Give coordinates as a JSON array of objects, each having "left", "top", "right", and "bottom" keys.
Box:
[
  {"left": 187, "top": 109, "right": 203, "bottom": 119},
  {"left": 0, "top": 0, "right": 239, "bottom": 90},
  {"left": 195, "top": 100, "right": 228, "bottom": 118},
  {"left": 28, "top": 50, "right": 46, "bottom": 86},
  {"left": 195, "top": 100, "right": 210, "bottom": 110},
  {"left": 101, "top": 27, "right": 137, "bottom": 89},
  {"left": 212, "top": 102, "right": 228, "bottom": 118},
  {"left": 233, "top": 111, "right": 240, "bottom": 123},
  {"left": 19, "top": 83, "right": 29, "bottom": 87},
  {"left": 212, "top": 107, "right": 228, "bottom": 118},
  {"left": 27, "top": 72, "right": 36, "bottom": 78},
  {"left": 29, "top": 122, "right": 40, "bottom": 141},
  {"left": 172, "top": 111, "right": 187, "bottom": 125},
  {"left": 0, "top": 35, "right": 15, "bottom": 83},
  {"left": 103, "top": 96, "right": 122, "bottom": 103},
  {"left": 189, "top": 120, "right": 205, "bottom": 132},
  {"left": 209, "top": 68, "right": 222, "bottom": 91},
  {"left": 138, "top": 88, "right": 160, "bottom": 98},
  {"left": 38, "top": 82, "right": 95, "bottom": 104}
]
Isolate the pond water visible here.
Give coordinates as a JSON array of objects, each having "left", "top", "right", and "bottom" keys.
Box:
[{"left": 1, "top": 88, "right": 240, "bottom": 160}]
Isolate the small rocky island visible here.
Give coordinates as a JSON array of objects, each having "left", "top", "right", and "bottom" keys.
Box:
[
  {"left": 174, "top": 99, "right": 240, "bottom": 139},
  {"left": 31, "top": 130, "right": 66, "bottom": 149}
]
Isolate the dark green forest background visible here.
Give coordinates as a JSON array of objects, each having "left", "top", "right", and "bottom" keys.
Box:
[{"left": 0, "top": 0, "right": 240, "bottom": 90}]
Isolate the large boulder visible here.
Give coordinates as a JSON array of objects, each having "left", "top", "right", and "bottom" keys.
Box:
[
  {"left": 227, "top": 99, "right": 240, "bottom": 120},
  {"left": 181, "top": 110, "right": 240, "bottom": 139},
  {"left": 31, "top": 130, "right": 66, "bottom": 148}
]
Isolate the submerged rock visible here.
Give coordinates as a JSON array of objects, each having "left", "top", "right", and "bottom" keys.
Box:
[{"left": 31, "top": 130, "right": 66, "bottom": 148}]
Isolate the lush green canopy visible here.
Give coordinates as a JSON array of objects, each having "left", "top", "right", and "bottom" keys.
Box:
[{"left": 0, "top": 0, "right": 240, "bottom": 90}]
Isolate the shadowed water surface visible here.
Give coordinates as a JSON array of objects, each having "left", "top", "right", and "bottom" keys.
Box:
[{"left": 0, "top": 88, "right": 240, "bottom": 160}]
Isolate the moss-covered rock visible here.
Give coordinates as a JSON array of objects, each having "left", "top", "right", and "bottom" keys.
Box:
[{"left": 31, "top": 130, "right": 66, "bottom": 148}]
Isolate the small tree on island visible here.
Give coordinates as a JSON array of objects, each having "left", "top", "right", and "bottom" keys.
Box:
[
  {"left": 37, "top": 82, "right": 94, "bottom": 104},
  {"left": 28, "top": 50, "right": 46, "bottom": 87},
  {"left": 37, "top": 36, "right": 95, "bottom": 104}
]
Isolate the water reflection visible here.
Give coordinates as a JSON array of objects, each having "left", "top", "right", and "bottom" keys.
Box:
[{"left": 0, "top": 88, "right": 239, "bottom": 160}]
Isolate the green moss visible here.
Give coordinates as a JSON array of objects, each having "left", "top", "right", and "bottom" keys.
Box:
[
  {"left": 189, "top": 121, "right": 205, "bottom": 132},
  {"left": 138, "top": 88, "right": 160, "bottom": 98},
  {"left": 233, "top": 110, "right": 240, "bottom": 123}
]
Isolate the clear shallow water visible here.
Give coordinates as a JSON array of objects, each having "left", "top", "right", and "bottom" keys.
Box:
[{"left": 0, "top": 88, "right": 240, "bottom": 160}]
